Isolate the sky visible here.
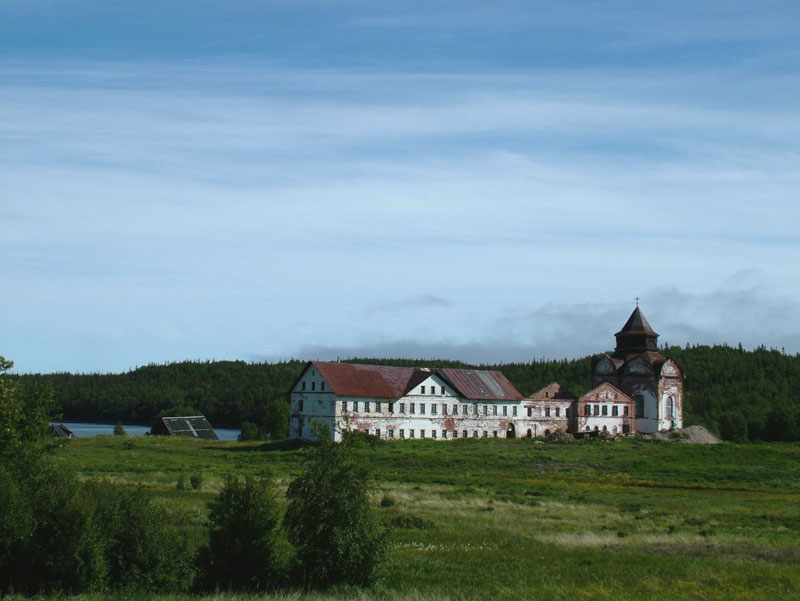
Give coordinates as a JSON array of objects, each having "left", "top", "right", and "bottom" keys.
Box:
[{"left": 2, "top": 1, "right": 800, "bottom": 373}]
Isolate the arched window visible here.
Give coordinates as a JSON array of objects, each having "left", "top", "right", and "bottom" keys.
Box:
[
  {"left": 634, "top": 394, "right": 644, "bottom": 418},
  {"left": 526, "top": 429, "right": 532, "bottom": 438},
  {"left": 667, "top": 396, "right": 675, "bottom": 419}
]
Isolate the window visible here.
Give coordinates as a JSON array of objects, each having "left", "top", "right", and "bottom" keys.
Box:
[
  {"left": 473, "top": 430, "right": 478, "bottom": 438},
  {"left": 584, "top": 405, "right": 591, "bottom": 416},
  {"left": 410, "top": 403, "right": 416, "bottom": 414},
  {"left": 452, "top": 430, "right": 458, "bottom": 439},
  {"left": 634, "top": 394, "right": 644, "bottom": 418},
  {"left": 302, "top": 382, "right": 306, "bottom": 391},
  {"left": 389, "top": 402, "right": 394, "bottom": 413},
  {"left": 484, "top": 405, "right": 489, "bottom": 416},
  {"left": 594, "top": 404, "right": 600, "bottom": 416},
  {"left": 453, "top": 405, "right": 458, "bottom": 416},
  {"left": 400, "top": 429, "right": 405, "bottom": 439},
  {"left": 352, "top": 402, "right": 358, "bottom": 413},
  {"left": 441, "top": 403, "right": 446, "bottom": 414},
  {"left": 420, "top": 430, "right": 425, "bottom": 438},
  {"left": 442, "top": 430, "right": 447, "bottom": 439},
  {"left": 376, "top": 401, "right": 381, "bottom": 413},
  {"left": 431, "top": 404, "right": 437, "bottom": 415},
  {"left": 483, "top": 431, "right": 488, "bottom": 438},
  {"left": 602, "top": 405, "right": 608, "bottom": 416},
  {"left": 298, "top": 399, "right": 304, "bottom": 412},
  {"left": 421, "top": 386, "right": 426, "bottom": 394},
  {"left": 493, "top": 431, "right": 498, "bottom": 437},
  {"left": 545, "top": 391, "right": 549, "bottom": 398},
  {"left": 474, "top": 405, "right": 479, "bottom": 416},
  {"left": 410, "top": 429, "right": 415, "bottom": 438},
  {"left": 420, "top": 403, "right": 426, "bottom": 415},
  {"left": 400, "top": 403, "right": 406, "bottom": 414},
  {"left": 612, "top": 405, "right": 619, "bottom": 416},
  {"left": 502, "top": 406, "right": 508, "bottom": 416},
  {"left": 667, "top": 396, "right": 675, "bottom": 418},
  {"left": 341, "top": 400, "right": 347, "bottom": 412},
  {"left": 375, "top": 428, "right": 380, "bottom": 437},
  {"left": 312, "top": 382, "right": 316, "bottom": 391},
  {"left": 545, "top": 407, "right": 551, "bottom": 417},
  {"left": 555, "top": 407, "right": 560, "bottom": 417},
  {"left": 432, "top": 430, "right": 437, "bottom": 439},
  {"left": 321, "top": 382, "right": 325, "bottom": 391},
  {"left": 463, "top": 430, "right": 468, "bottom": 438},
  {"left": 492, "top": 405, "right": 497, "bottom": 416},
  {"left": 623, "top": 406, "right": 629, "bottom": 416},
  {"left": 388, "top": 429, "right": 394, "bottom": 439},
  {"left": 365, "top": 401, "right": 371, "bottom": 412},
  {"left": 513, "top": 406, "right": 518, "bottom": 416}
]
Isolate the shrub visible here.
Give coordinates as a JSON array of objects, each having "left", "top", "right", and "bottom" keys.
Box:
[
  {"left": 284, "top": 423, "right": 388, "bottom": 589},
  {"left": 379, "top": 494, "right": 397, "bottom": 508},
  {"left": 197, "top": 473, "right": 285, "bottom": 591},
  {"left": 238, "top": 421, "right": 262, "bottom": 441},
  {"left": 113, "top": 421, "right": 127, "bottom": 436},
  {"left": 190, "top": 473, "right": 204, "bottom": 490},
  {"left": 176, "top": 474, "right": 187, "bottom": 490},
  {"left": 86, "top": 481, "right": 195, "bottom": 591}
]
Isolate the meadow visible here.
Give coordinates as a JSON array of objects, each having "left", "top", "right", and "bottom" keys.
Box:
[{"left": 49, "top": 436, "right": 800, "bottom": 601}]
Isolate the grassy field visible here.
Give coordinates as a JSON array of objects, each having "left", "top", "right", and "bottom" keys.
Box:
[{"left": 50, "top": 436, "right": 800, "bottom": 601}]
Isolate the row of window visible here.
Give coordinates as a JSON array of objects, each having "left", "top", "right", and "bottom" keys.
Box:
[
  {"left": 584, "top": 404, "right": 628, "bottom": 417},
  {"left": 385, "top": 429, "right": 504, "bottom": 439},
  {"left": 340, "top": 401, "right": 571, "bottom": 417},
  {"left": 300, "top": 381, "right": 325, "bottom": 392}
]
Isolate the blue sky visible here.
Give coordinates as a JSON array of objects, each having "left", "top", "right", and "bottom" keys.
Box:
[{"left": 2, "top": 1, "right": 800, "bottom": 373}]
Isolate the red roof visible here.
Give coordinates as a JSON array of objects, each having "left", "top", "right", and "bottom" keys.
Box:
[
  {"left": 306, "top": 362, "right": 523, "bottom": 401},
  {"left": 312, "top": 361, "right": 416, "bottom": 399}
]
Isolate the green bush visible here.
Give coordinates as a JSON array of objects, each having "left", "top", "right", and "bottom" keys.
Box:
[
  {"left": 190, "top": 473, "right": 204, "bottom": 490},
  {"left": 284, "top": 423, "right": 388, "bottom": 588},
  {"left": 238, "top": 421, "right": 262, "bottom": 441},
  {"left": 197, "top": 473, "right": 286, "bottom": 591},
  {"left": 113, "top": 421, "right": 126, "bottom": 436}
]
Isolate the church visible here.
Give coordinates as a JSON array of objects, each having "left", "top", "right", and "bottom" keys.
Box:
[{"left": 288, "top": 307, "right": 683, "bottom": 441}]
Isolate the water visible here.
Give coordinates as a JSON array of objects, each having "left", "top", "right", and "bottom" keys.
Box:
[{"left": 60, "top": 422, "right": 241, "bottom": 441}]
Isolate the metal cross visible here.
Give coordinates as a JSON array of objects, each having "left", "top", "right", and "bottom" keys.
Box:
[{"left": 634, "top": 296, "right": 640, "bottom": 307}]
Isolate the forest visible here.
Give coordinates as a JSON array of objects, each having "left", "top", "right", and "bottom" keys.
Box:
[{"left": 12, "top": 344, "right": 800, "bottom": 442}]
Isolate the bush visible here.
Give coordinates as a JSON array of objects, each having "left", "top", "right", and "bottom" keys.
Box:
[
  {"left": 190, "top": 473, "right": 204, "bottom": 490},
  {"left": 86, "top": 481, "right": 195, "bottom": 591},
  {"left": 197, "top": 473, "right": 285, "bottom": 591},
  {"left": 176, "top": 474, "right": 187, "bottom": 490},
  {"left": 238, "top": 421, "right": 262, "bottom": 441},
  {"left": 284, "top": 423, "right": 388, "bottom": 589},
  {"left": 379, "top": 494, "right": 397, "bottom": 508},
  {"left": 113, "top": 421, "right": 126, "bottom": 436}
]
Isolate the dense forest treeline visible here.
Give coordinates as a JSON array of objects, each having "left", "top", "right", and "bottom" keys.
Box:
[{"left": 12, "top": 344, "right": 800, "bottom": 441}]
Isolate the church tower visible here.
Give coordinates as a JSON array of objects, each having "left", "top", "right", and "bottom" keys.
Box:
[{"left": 592, "top": 307, "right": 683, "bottom": 433}]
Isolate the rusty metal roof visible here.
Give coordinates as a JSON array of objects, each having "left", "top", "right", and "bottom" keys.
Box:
[
  {"left": 313, "top": 361, "right": 417, "bottom": 399},
  {"left": 437, "top": 368, "right": 523, "bottom": 401},
  {"left": 308, "top": 361, "right": 523, "bottom": 401},
  {"left": 159, "top": 416, "right": 219, "bottom": 440}
]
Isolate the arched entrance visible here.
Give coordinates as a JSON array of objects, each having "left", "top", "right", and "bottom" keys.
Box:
[
  {"left": 526, "top": 428, "right": 532, "bottom": 438},
  {"left": 506, "top": 423, "right": 516, "bottom": 439}
]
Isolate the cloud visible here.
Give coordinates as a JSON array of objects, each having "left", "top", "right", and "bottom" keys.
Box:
[{"left": 293, "top": 272, "right": 800, "bottom": 364}]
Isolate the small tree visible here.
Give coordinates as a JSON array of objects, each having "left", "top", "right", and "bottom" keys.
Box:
[
  {"left": 284, "top": 422, "right": 388, "bottom": 589},
  {"left": 198, "top": 473, "right": 285, "bottom": 591},
  {"left": 113, "top": 421, "right": 126, "bottom": 436}
]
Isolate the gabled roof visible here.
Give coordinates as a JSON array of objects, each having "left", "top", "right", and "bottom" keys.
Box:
[
  {"left": 528, "top": 382, "right": 577, "bottom": 401},
  {"left": 615, "top": 307, "right": 658, "bottom": 337},
  {"left": 579, "top": 381, "right": 633, "bottom": 403},
  {"left": 313, "top": 361, "right": 417, "bottom": 399},
  {"left": 438, "top": 368, "right": 523, "bottom": 401},
  {"left": 160, "top": 416, "right": 219, "bottom": 440},
  {"left": 302, "top": 361, "right": 523, "bottom": 401}
]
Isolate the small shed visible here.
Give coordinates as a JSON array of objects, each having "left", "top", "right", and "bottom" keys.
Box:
[
  {"left": 48, "top": 423, "right": 74, "bottom": 438},
  {"left": 153, "top": 415, "right": 219, "bottom": 440}
]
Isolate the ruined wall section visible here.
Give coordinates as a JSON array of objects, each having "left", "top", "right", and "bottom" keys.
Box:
[
  {"left": 657, "top": 360, "right": 684, "bottom": 431},
  {"left": 574, "top": 383, "right": 635, "bottom": 435}
]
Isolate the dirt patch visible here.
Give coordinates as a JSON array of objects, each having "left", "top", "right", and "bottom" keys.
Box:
[{"left": 652, "top": 425, "right": 721, "bottom": 444}]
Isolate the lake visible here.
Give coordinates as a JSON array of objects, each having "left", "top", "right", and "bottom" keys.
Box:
[{"left": 59, "top": 422, "right": 241, "bottom": 441}]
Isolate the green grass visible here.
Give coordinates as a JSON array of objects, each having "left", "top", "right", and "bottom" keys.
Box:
[{"left": 46, "top": 436, "right": 800, "bottom": 600}]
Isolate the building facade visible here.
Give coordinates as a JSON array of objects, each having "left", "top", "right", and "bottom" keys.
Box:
[{"left": 288, "top": 307, "right": 681, "bottom": 441}]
